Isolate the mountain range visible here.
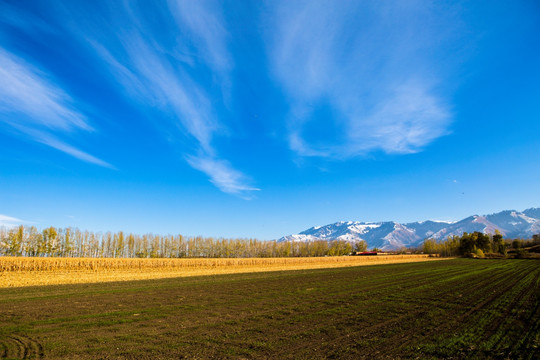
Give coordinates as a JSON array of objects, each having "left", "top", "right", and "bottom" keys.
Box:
[{"left": 278, "top": 208, "right": 540, "bottom": 250}]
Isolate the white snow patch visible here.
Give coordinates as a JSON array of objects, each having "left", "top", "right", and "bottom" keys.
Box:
[
  {"left": 348, "top": 223, "right": 381, "bottom": 234},
  {"left": 430, "top": 219, "right": 455, "bottom": 224},
  {"left": 517, "top": 213, "right": 537, "bottom": 224},
  {"left": 337, "top": 234, "right": 362, "bottom": 242},
  {"left": 473, "top": 216, "right": 487, "bottom": 224},
  {"left": 419, "top": 219, "right": 454, "bottom": 224},
  {"left": 279, "top": 234, "right": 322, "bottom": 242}
]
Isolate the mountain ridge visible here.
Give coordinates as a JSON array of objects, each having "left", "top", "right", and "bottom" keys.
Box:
[{"left": 278, "top": 208, "right": 540, "bottom": 250}]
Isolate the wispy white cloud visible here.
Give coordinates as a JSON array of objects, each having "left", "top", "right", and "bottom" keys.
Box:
[
  {"left": 0, "top": 47, "right": 112, "bottom": 168},
  {"left": 0, "top": 48, "right": 89, "bottom": 131},
  {"left": 268, "top": 1, "right": 453, "bottom": 159},
  {"left": 37, "top": 134, "right": 115, "bottom": 169},
  {"left": 166, "top": 0, "right": 232, "bottom": 74},
  {"left": 345, "top": 81, "right": 450, "bottom": 156},
  {"left": 93, "top": 34, "right": 219, "bottom": 154},
  {"left": 166, "top": 0, "right": 233, "bottom": 104},
  {"left": 61, "top": 1, "right": 257, "bottom": 196},
  {"left": 0, "top": 214, "right": 26, "bottom": 227},
  {"left": 186, "top": 155, "right": 260, "bottom": 199}
]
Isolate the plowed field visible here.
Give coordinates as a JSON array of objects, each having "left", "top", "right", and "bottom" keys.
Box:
[{"left": 0, "top": 259, "right": 538, "bottom": 359}]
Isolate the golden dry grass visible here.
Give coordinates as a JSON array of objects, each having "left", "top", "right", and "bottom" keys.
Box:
[{"left": 0, "top": 255, "right": 448, "bottom": 288}]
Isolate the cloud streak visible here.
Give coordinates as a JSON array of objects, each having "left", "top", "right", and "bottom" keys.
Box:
[
  {"left": 0, "top": 48, "right": 89, "bottom": 131},
  {"left": 37, "top": 134, "right": 115, "bottom": 169},
  {"left": 187, "top": 155, "right": 260, "bottom": 199},
  {"left": 0, "top": 47, "right": 112, "bottom": 168},
  {"left": 268, "top": 1, "right": 452, "bottom": 159},
  {"left": 62, "top": 1, "right": 257, "bottom": 197},
  {"left": 0, "top": 214, "right": 26, "bottom": 228}
]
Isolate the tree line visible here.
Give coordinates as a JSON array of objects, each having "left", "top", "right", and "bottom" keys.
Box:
[
  {"left": 423, "top": 231, "right": 540, "bottom": 257},
  {"left": 0, "top": 225, "right": 367, "bottom": 258}
]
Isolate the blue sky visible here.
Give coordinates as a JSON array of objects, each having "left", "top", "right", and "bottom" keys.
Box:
[{"left": 1, "top": 0, "right": 539, "bottom": 239}]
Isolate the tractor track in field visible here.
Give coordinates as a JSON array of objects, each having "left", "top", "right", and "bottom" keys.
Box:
[{"left": 0, "top": 334, "right": 44, "bottom": 359}]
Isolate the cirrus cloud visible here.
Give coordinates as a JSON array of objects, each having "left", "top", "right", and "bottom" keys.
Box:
[
  {"left": 267, "top": 0, "right": 453, "bottom": 159},
  {"left": 0, "top": 47, "right": 113, "bottom": 168}
]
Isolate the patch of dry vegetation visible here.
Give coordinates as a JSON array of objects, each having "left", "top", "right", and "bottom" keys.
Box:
[{"left": 0, "top": 255, "right": 447, "bottom": 287}]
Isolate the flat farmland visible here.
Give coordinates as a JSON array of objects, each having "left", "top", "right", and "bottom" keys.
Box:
[
  {"left": 0, "top": 255, "right": 443, "bottom": 288},
  {"left": 0, "top": 259, "right": 538, "bottom": 359}
]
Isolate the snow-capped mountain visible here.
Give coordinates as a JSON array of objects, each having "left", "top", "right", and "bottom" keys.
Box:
[{"left": 278, "top": 208, "right": 540, "bottom": 250}]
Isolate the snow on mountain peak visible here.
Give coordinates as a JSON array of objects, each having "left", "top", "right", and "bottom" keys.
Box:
[{"left": 278, "top": 208, "right": 540, "bottom": 250}]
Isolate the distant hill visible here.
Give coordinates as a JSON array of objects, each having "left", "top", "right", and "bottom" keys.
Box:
[{"left": 278, "top": 208, "right": 540, "bottom": 250}]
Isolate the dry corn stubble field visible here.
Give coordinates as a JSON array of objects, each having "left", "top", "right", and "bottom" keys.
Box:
[
  {"left": 0, "top": 258, "right": 538, "bottom": 359},
  {"left": 0, "top": 254, "right": 444, "bottom": 288}
]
